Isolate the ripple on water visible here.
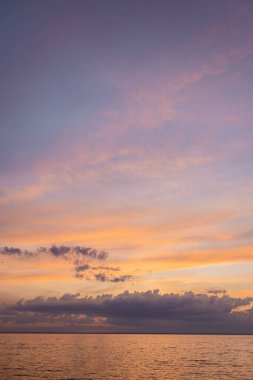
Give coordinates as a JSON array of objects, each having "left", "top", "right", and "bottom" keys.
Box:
[{"left": 0, "top": 334, "right": 253, "bottom": 380}]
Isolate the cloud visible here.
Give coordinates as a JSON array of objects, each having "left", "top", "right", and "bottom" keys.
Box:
[
  {"left": 73, "top": 263, "right": 91, "bottom": 279},
  {"left": 73, "top": 262, "right": 131, "bottom": 282},
  {"left": 1, "top": 245, "right": 133, "bottom": 283},
  {"left": 75, "top": 264, "right": 91, "bottom": 273},
  {"left": 46, "top": 245, "right": 109, "bottom": 260},
  {"left": 48, "top": 245, "right": 71, "bottom": 257},
  {"left": 208, "top": 289, "right": 227, "bottom": 295},
  {"left": 0, "top": 245, "right": 108, "bottom": 260},
  {"left": 94, "top": 273, "right": 133, "bottom": 283},
  {"left": 0, "top": 246, "right": 33, "bottom": 257},
  {"left": 0, "top": 246, "right": 23, "bottom": 255},
  {"left": 1, "top": 244, "right": 121, "bottom": 280},
  {"left": 96, "top": 266, "right": 120, "bottom": 271},
  {"left": 110, "top": 275, "right": 133, "bottom": 283},
  {"left": 1, "top": 290, "right": 253, "bottom": 333}
]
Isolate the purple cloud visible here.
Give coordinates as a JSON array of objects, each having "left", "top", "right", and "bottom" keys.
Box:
[{"left": 1, "top": 290, "right": 253, "bottom": 333}]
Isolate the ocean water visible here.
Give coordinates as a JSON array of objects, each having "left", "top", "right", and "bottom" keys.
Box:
[{"left": 0, "top": 334, "right": 252, "bottom": 379}]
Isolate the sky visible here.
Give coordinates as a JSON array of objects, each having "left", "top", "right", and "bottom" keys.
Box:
[{"left": 0, "top": 0, "right": 253, "bottom": 333}]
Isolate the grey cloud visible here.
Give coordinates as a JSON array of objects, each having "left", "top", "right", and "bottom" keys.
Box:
[
  {"left": 110, "top": 275, "right": 133, "bottom": 283},
  {"left": 73, "top": 264, "right": 91, "bottom": 279},
  {"left": 73, "top": 261, "right": 126, "bottom": 281},
  {"left": 75, "top": 264, "right": 91, "bottom": 273},
  {"left": 74, "top": 264, "right": 120, "bottom": 273},
  {"left": 49, "top": 245, "right": 71, "bottom": 257},
  {"left": 1, "top": 245, "right": 131, "bottom": 284},
  {"left": 1, "top": 290, "right": 253, "bottom": 333},
  {"left": 0, "top": 246, "right": 33, "bottom": 257},
  {"left": 94, "top": 273, "right": 133, "bottom": 282},
  {"left": 0, "top": 245, "right": 109, "bottom": 260},
  {"left": 208, "top": 289, "right": 227, "bottom": 295},
  {"left": 95, "top": 273, "right": 107, "bottom": 282},
  {"left": 96, "top": 266, "right": 120, "bottom": 271},
  {"left": 48, "top": 245, "right": 108, "bottom": 260},
  {"left": 73, "top": 246, "right": 108, "bottom": 260},
  {"left": 1, "top": 245, "right": 114, "bottom": 282},
  {"left": 1, "top": 246, "right": 23, "bottom": 255},
  {"left": 96, "top": 251, "right": 109, "bottom": 260}
]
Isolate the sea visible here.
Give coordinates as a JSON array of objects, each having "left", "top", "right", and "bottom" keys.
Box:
[{"left": 0, "top": 334, "right": 252, "bottom": 379}]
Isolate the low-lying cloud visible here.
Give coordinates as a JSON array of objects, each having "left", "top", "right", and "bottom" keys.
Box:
[{"left": 1, "top": 290, "right": 253, "bottom": 333}]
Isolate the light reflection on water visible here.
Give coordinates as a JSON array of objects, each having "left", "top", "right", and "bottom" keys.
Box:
[{"left": 0, "top": 334, "right": 253, "bottom": 379}]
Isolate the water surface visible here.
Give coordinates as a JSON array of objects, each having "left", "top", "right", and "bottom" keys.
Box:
[{"left": 0, "top": 334, "right": 252, "bottom": 379}]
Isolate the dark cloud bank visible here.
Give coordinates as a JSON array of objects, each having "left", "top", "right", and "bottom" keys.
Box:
[{"left": 0, "top": 291, "right": 253, "bottom": 334}]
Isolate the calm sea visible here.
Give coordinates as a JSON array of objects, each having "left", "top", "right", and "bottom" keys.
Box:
[{"left": 0, "top": 334, "right": 252, "bottom": 379}]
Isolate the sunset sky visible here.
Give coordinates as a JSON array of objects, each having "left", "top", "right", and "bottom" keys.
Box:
[{"left": 0, "top": 0, "right": 253, "bottom": 333}]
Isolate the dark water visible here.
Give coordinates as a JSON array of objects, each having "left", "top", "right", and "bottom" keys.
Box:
[{"left": 0, "top": 334, "right": 253, "bottom": 379}]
